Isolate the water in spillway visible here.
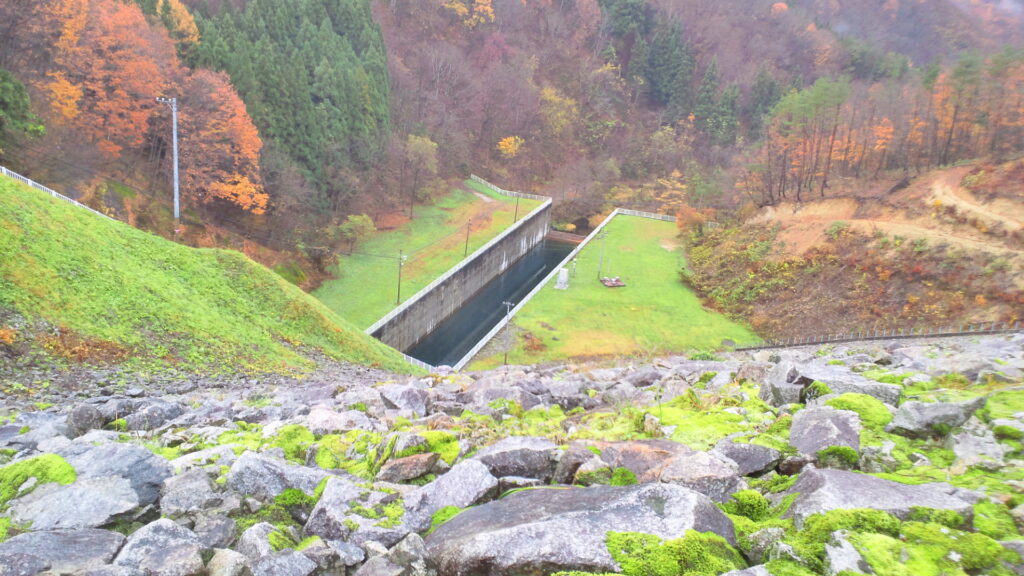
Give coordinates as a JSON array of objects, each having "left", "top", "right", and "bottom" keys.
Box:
[{"left": 405, "top": 238, "right": 574, "bottom": 367}]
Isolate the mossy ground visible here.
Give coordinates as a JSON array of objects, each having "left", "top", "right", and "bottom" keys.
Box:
[
  {"left": 469, "top": 215, "right": 758, "bottom": 368},
  {"left": 0, "top": 174, "right": 414, "bottom": 375},
  {"left": 314, "top": 180, "right": 540, "bottom": 329}
]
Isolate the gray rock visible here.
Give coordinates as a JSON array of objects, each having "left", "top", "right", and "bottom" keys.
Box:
[
  {"left": 404, "top": 460, "right": 499, "bottom": 532},
  {"left": 795, "top": 364, "right": 902, "bottom": 405},
  {"left": 387, "top": 533, "right": 427, "bottom": 567},
  {"left": 0, "top": 552, "right": 50, "bottom": 576},
  {"left": 785, "top": 468, "right": 973, "bottom": 527},
  {"left": 425, "top": 484, "right": 735, "bottom": 576},
  {"left": 304, "top": 476, "right": 363, "bottom": 540},
  {"left": 472, "top": 436, "right": 558, "bottom": 481},
  {"left": 722, "top": 568, "right": 771, "bottom": 576},
  {"left": 711, "top": 440, "right": 782, "bottom": 476},
  {"left": 206, "top": 548, "right": 250, "bottom": 576},
  {"left": 825, "top": 530, "right": 871, "bottom": 575},
  {"left": 377, "top": 453, "right": 438, "bottom": 483},
  {"left": 237, "top": 523, "right": 278, "bottom": 561},
  {"left": 0, "top": 529, "right": 125, "bottom": 574},
  {"left": 950, "top": 417, "right": 1009, "bottom": 466},
  {"left": 10, "top": 476, "right": 138, "bottom": 530},
  {"left": 659, "top": 451, "right": 746, "bottom": 502},
  {"left": 888, "top": 397, "right": 987, "bottom": 438},
  {"left": 745, "top": 527, "right": 785, "bottom": 564},
  {"left": 379, "top": 385, "right": 429, "bottom": 416},
  {"left": 169, "top": 445, "right": 239, "bottom": 472},
  {"left": 790, "top": 407, "right": 861, "bottom": 456},
  {"left": 296, "top": 537, "right": 339, "bottom": 569},
  {"left": 161, "top": 469, "right": 222, "bottom": 516},
  {"left": 67, "top": 403, "right": 106, "bottom": 438},
  {"left": 306, "top": 407, "right": 378, "bottom": 435},
  {"left": 328, "top": 540, "right": 366, "bottom": 566},
  {"left": 113, "top": 518, "right": 204, "bottom": 576},
  {"left": 125, "top": 400, "right": 184, "bottom": 431},
  {"left": 226, "top": 451, "right": 326, "bottom": 500},
  {"left": 354, "top": 556, "right": 405, "bottom": 576},
  {"left": 759, "top": 362, "right": 803, "bottom": 406},
  {"left": 251, "top": 550, "right": 317, "bottom": 576},
  {"left": 1002, "top": 541, "right": 1024, "bottom": 576},
  {"left": 193, "top": 515, "right": 237, "bottom": 549},
  {"left": 60, "top": 443, "right": 173, "bottom": 505}
]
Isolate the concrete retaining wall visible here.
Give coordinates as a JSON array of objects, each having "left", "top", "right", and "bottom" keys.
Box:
[{"left": 368, "top": 200, "right": 552, "bottom": 354}]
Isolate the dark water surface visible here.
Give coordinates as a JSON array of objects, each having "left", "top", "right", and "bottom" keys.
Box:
[{"left": 405, "top": 239, "right": 574, "bottom": 367}]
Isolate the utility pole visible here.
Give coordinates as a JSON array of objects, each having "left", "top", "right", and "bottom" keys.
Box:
[
  {"left": 502, "top": 300, "right": 514, "bottom": 365},
  {"left": 396, "top": 250, "right": 407, "bottom": 304},
  {"left": 597, "top": 230, "right": 608, "bottom": 280},
  {"left": 156, "top": 97, "right": 180, "bottom": 235},
  {"left": 513, "top": 196, "right": 520, "bottom": 223},
  {"left": 464, "top": 219, "right": 472, "bottom": 257}
]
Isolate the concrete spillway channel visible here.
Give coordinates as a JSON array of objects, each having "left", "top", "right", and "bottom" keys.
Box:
[{"left": 366, "top": 194, "right": 577, "bottom": 368}]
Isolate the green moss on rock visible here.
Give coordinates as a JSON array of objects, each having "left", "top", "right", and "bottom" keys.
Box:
[
  {"left": 610, "top": 467, "right": 638, "bottom": 486},
  {"left": 427, "top": 505, "right": 463, "bottom": 535},
  {"left": 816, "top": 446, "right": 860, "bottom": 469},
  {"left": 973, "top": 499, "right": 1019, "bottom": 540},
  {"left": 722, "top": 490, "right": 771, "bottom": 522},
  {"left": 826, "top": 393, "right": 893, "bottom": 430},
  {"left": 605, "top": 530, "right": 746, "bottom": 576},
  {"left": 273, "top": 425, "right": 314, "bottom": 463},
  {"left": 0, "top": 454, "right": 76, "bottom": 508}
]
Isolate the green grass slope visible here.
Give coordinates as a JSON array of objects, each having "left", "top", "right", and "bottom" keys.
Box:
[
  {"left": 471, "top": 215, "right": 758, "bottom": 368},
  {"left": 0, "top": 175, "right": 413, "bottom": 374}
]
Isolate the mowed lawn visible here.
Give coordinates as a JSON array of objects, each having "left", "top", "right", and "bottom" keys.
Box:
[
  {"left": 470, "top": 215, "right": 758, "bottom": 368},
  {"left": 314, "top": 180, "right": 541, "bottom": 329}
]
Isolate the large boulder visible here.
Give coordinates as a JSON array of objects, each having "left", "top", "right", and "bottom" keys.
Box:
[
  {"left": 161, "top": 468, "right": 222, "bottom": 517},
  {"left": 404, "top": 460, "right": 498, "bottom": 532},
  {"left": 113, "top": 518, "right": 205, "bottom": 576},
  {"left": 251, "top": 550, "right": 317, "bottom": 576},
  {"left": 306, "top": 407, "right": 380, "bottom": 435},
  {"left": 784, "top": 468, "right": 973, "bottom": 527},
  {"left": 472, "top": 436, "right": 559, "bottom": 481},
  {"left": 758, "top": 362, "right": 804, "bottom": 407},
  {"left": 304, "top": 476, "right": 367, "bottom": 540},
  {"left": 0, "top": 529, "right": 125, "bottom": 574},
  {"left": 379, "top": 385, "right": 430, "bottom": 416},
  {"left": 789, "top": 407, "right": 861, "bottom": 456},
  {"left": 377, "top": 453, "right": 438, "bottom": 483},
  {"left": 888, "top": 397, "right": 987, "bottom": 438},
  {"left": 711, "top": 440, "right": 782, "bottom": 477},
  {"left": 59, "top": 442, "right": 173, "bottom": 505},
  {"left": 795, "top": 364, "right": 902, "bottom": 405},
  {"left": 588, "top": 439, "right": 692, "bottom": 483},
  {"left": 226, "top": 451, "right": 327, "bottom": 500},
  {"left": 659, "top": 451, "right": 747, "bottom": 502},
  {"left": 425, "top": 484, "right": 734, "bottom": 576},
  {"left": 66, "top": 404, "right": 106, "bottom": 438},
  {"left": 9, "top": 476, "right": 138, "bottom": 530}
]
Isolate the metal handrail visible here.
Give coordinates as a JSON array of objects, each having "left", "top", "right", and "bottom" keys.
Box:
[{"left": 1, "top": 165, "right": 115, "bottom": 221}]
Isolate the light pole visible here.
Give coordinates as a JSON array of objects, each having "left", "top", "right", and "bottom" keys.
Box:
[
  {"left": 597, "top": 230, "right": 608, "bottom": 280},
  {"left": 464, "top": 218, "right": 472, "bottom": 257},
  {"left": 513, "top": 196, "right": 520, "bottom": 223},
  {"left": 396, "top": 250, "right": 408, "bottom": 305},
  {"left": 156, "top": 96, "right": 180, "bottom": 234},
  {"left": 502, "top": 300, "right": 514, "bottom": 365}
]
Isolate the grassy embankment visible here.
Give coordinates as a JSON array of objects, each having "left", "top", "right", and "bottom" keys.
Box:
[
  {"left": 315, "top": 180, "right": 541, "bottom": 329},
  {"left": 470, "top": 215, "right": 758, "bottom": 368},
  {"left": 0, "top": 175, "right": 414, "bottom": 375}
]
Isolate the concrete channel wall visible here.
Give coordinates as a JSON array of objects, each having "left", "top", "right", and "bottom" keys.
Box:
[{"left": 367, "top": 198, "right": 552, "bottom": 355}]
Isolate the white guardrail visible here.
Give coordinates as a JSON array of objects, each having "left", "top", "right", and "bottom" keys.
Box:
[
  {"left": 1, "top": 165, "right": 115, "bottom": 221},
  {"left": 451, "top": 207, "right": 676, "bottom": 370}
]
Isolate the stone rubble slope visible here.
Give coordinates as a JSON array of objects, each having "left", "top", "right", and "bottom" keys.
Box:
[{"left": 0, "top": 334, "right": 1021, "bottom": 576}]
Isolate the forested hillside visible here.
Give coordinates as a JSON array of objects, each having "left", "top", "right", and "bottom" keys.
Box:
[{"left": 0, "top": 0, "right": 1021, "bottom": 336}]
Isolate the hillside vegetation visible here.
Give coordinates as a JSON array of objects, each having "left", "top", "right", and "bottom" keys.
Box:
[{"left": 0, "top": 175, "right": 412, "bottom": 375}]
